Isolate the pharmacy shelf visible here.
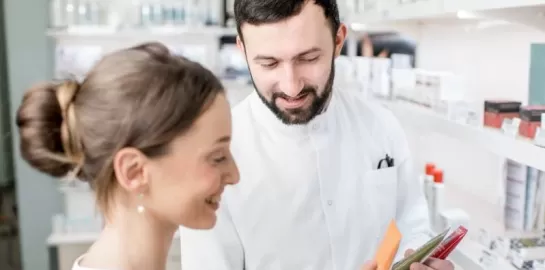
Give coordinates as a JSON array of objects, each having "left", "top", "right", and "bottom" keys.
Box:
[
  {"left": 47, "top": 230, "right": 181, "bottom": 246},
  {"left": 384, "top": 101, "right": 545, "bottom": 172},
  {"left": 47, "top": 232, "right": 100, "bottom": 246},
  {"left": 453, "top": 238, "right": 518, "bottom": 270},
  {"left": 347, "top": 2, "right": 545, "bottom": 34},
  {"left": 46, "top": 25, "right": 237, "bottom": 38}
]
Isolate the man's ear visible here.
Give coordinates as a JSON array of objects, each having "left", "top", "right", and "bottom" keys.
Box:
[
  {"left": 113, "top": 147, "right": 148, "bottom": 193},
  {"left": 236, "top": 35, "right": 245, "bottom": 54},
  {"left": 334, "top": 23, "right": 348, "bottom": 57}
]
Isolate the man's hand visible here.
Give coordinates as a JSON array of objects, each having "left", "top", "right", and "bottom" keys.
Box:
[
  {"left": 360, "top": 260, "right": 377, "bottom": 270},
  {"left": 404, "top": 249, "right": 455, "bottom": 270}
]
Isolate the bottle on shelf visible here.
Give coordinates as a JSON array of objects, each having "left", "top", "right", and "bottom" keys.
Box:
[
  {"left": 50, "top": 0, "right": 66, "bottom": 28},
  {"left": 423, "top": 162, "right": 435, "bottom": 202},
  {"left": 430, "top": 169, "right": 445, "bottom": 232}
]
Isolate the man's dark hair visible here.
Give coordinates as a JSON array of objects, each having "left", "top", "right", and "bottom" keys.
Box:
[{"left": 234, "top": 0, "right": 340, "bottom": 40}]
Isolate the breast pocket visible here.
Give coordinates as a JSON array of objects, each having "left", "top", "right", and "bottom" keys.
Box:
[{"left": 364, "top": 167, "right": 399, "bottom": 231}]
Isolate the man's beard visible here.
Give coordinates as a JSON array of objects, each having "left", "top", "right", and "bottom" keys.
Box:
[{"left": 251, "top": 62, "right": 335, "bottom": 125}]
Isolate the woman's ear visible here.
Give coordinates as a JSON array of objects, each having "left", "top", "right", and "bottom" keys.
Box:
[{"left": 113, "top": 148, "right": 149, "bottom": 193}]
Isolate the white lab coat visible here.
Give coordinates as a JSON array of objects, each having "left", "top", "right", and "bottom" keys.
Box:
[{"left": 179, "top": 88, "right": 431, "bottom": 270}]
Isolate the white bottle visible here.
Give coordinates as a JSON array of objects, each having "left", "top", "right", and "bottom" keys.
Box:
[
  {"left": 207, "top": 0, "right": 221, "bottom": 25},
  {"left": 423, "top": 163, "right": 435, "bottom": 202},
  {"left": 430, "top": 169, "right": 445, "bottom": 232},
  {"left": 65, "top": 0, "right": 77, "bottom": 26},
  {"left": 50, "top": 0, "right": 65, "bottom": 28}
]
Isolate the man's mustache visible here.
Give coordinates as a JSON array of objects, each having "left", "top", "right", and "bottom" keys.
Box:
[{"left": 272, "top": 87, "right": 317, "bottom": 100}]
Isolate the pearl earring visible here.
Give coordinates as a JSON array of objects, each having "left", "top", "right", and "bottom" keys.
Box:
[{"left": 137, "top": 193, "right": 145, "bottom": 213}]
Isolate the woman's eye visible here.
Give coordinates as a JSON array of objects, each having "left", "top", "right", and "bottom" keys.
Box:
[{"left": 212, "top": 156, "right": 227, "bottom": 164}]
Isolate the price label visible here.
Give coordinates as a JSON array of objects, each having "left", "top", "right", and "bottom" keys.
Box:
[
  {"left": 490, "top": 237, "right": 510, "bottom": 257},
  {"left": 511, "top": 249, "right": 525, "bottom": 269},
  {"left": 501, "top": 117, "right": 521, "bottom": 137},
  {"left": 479, "top": 250, "right": 499, "bottom": 268},
  {"left": 534, "top": 128, "right": 545, "bottom": 148}
]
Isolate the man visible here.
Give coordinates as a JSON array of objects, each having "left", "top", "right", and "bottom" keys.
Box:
[{"left": 180, "top": 1, "right": 455, "bottom": 269}]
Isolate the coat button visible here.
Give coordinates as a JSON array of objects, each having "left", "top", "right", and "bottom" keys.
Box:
[{"left": 327, "top": 200, "right": 333, "bottom": 206}]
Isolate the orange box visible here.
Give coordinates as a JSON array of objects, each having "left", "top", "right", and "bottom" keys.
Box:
[
  {"left": 519, "top": 105, "right": 545, "bottom": 138},
  {"left": 375, "top": 220, "right": 403, "bottom": 270},
  {"left": 483, "top": 100, "right": 521, "bottom": 128}
]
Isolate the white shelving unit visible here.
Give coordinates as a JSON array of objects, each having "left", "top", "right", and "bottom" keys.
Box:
[
  {"left": 383, "top": 101, "right": 545, "bottom": 270},
  {"left": 348, "top": 1, "right": 545, "bottom": 269},
  {"left": 443, "top": 0, "right": 545, "bottom": 12},
  {"left": 46, "top": 26, "right": 238, "bottom": 38},
  {"left": 383, "top": 101, "right": 545, "bottom": 172},
  {"left": 452, "top": 239, "right": 518, "bottom": 270},
  {"left": 348, "top": 0, "right": 545, "bottom": 30},
  {"left": 47, "top": 25, "right": 241, "bottom": 83},
  {"left": 47, "top": 230, "right": 181, "bottom": 246}
]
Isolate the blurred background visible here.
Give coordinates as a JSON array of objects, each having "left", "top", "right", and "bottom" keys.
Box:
[{"left": 1, "top": 0, "right": 545, "bottom": 269}]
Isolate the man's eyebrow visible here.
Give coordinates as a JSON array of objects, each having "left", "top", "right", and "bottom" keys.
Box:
[
  {"left": 253, "top": 47, "right": 322, "bottom": 61},
  {"left": 294, "top": 47, "right": 322, "bottom": 58},
  {"left": 253, "top": 55, "right": 277, "bottom": 61}
]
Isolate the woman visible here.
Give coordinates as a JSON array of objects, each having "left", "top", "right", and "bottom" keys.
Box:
[{"left": 15, "top": 42, "right": 240, "bottom": 270}]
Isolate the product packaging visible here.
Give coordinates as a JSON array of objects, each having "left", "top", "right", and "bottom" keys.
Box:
[
  {"left": 484, "top": 100, "right": 522, "bottom": 129},
  {"left": 375, "top": 220, "right": 402, "bottom": 270},
  {"left": 429, "top": 225, "right": 468, "bottom": 260},
  {"left": 519, "top": 105, "right": 545, "bottom": 139},
  {"left": 430, "top": 169, "right": 444, "bottom": 232},
  {"left": 391, "top": 228, "right": 450, "bottom": 270},
  {"left": 510, "top": 237, "right": 545, "bottom": 269},
  {"left": 423, "top": 163, "right": 435, "bottom": 202},
  {"left": 376, "top": 224, "right": 468, "bottom": 270}
]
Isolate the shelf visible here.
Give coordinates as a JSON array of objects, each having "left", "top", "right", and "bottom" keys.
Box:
[
  {"left": 47, "top": 230, "right": 181, "bottom": 246},
  {"left": 452, "top": 238, "right": 518, "bottom": 270},
  {"left": 348, "top": 0, "right": 545, "bottom": 32},
  {"left": 383, "top": 101, "right": 545, "bottom": 172},
  {"left": 47, "top": 232, "right": 100, "bottom": 246},
  {"left": 46, "top": 25, "right": 237, "bottom": 38},
  {"left": 444, "top": 0, "right": 545, "bottom": 13}
]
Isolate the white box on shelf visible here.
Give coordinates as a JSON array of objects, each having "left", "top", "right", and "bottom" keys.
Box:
[
  {"left": 55, "top": 45, "right": 103, "bottom": 80},
  {"left": 353, "top": 56, "right": 373, "bottom": 94},
  {"left": 370, "top": 57, "right": 391, "bottom": 98},
  {"left": 384, "top": 101, "right": 545, "bottom": 172},
  {"left": 504, "top": 160, "right": 529, "bottom": 231},
  {"left": 391, "top": 68, "right": 415, "bottom": 101},
  {"left": 59, "top": 182, "right": 98, "bottom": 223}
]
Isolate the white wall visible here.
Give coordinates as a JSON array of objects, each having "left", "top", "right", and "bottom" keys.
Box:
[
  {"left": 4, "top": 1, "right": 63, "bottom": 269},
  {"left": 417, "top": 21, "right": 545, "bottom": 102},
  {"left": 400, "top": 20, "right": 545, "bottom": 234}
]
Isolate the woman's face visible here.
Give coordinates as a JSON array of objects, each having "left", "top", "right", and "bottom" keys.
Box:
[{"left": 144, "top": 93, "right": 239, "bottom": 229}]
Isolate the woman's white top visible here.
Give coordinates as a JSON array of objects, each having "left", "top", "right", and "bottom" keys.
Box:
[
  {"left": 71, "top": 256, "right": 108, "bottom": 270},
  {"left": 179, "top": 89, "right": 431, "bottom": 270}
]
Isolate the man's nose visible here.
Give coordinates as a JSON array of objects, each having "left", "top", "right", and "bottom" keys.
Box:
[{"left": 279, "top": 65, "right": 303, "bottom": 97}]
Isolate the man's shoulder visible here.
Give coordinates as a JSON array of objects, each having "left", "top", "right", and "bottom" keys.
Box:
[
  {"left": 337, "top": 90, "right": 399, "bottom": 128},
  {"left": 229, "top": 94, "right": 258, "bottom": 150},
  {"left": 231, "top": 93, "right": 254, "bottom": 122}
]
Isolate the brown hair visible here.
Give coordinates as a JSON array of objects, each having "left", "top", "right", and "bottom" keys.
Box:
[{"left": 15, "top": 42, "right": 224, "bottom": 212}]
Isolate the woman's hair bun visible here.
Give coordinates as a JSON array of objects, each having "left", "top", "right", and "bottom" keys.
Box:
[{"left": 16, "top": 80, "right": 83, "bottom": 178}]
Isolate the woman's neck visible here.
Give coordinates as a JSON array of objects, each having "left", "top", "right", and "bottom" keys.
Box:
[{"left": 82, "top": 206, "right": 177, "bottom": 270}]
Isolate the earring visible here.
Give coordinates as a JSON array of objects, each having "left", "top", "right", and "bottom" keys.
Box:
[{"left": 137, "top": 193, "right": 145, "bottom": 213}]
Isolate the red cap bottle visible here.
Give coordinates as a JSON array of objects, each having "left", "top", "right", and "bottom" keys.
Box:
[
  {"left": 425, "top": 163, "right": 435, "bottom": 175},
  {"left": 433, "top": 169, "right": 444, "bottom": 184}
]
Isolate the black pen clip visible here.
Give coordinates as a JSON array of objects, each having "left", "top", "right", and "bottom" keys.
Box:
[{"left": 377, "top": 154, "right": 394, "bottom": 169}]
